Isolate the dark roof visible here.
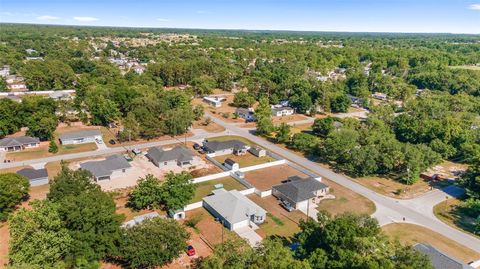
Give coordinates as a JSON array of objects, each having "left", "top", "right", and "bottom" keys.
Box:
[
  {"left": 147, "top": 146, "right": 194, "bottom": 163},
  {"left": 413, "top": 243, "right": 473, "bottom": 269},
  {"left": 80, "top": 154, "right": 131, "bottom": 178},
  {"left": 272, "top": 176, "right": 328, "bottom": 203},
  {"left": 0, "top": 136, "right": 39, "bottom": 148},
  {"left": 236, "top": 108, "right": 253, "bottom": 115},
  {"left": 224, "top": 158, "right": 236, "bottom": 166},
  {"left": 272, "top": 107, "right": 294, "bottom": 113},
  {"left": 203, "top": 140, "right": 248, "bottom": 152},
  {"left": 17, "top": 168, "right": 48, "bottom": 180},
  {"left": 59, "top": 129, "right": 101, "bottom": 141}
]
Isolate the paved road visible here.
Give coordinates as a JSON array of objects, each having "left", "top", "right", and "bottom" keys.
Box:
[
  {"left": 0, "top": 130, "right": 227, "bottom": 169},
  {"left": 206, "top": 112, "right": 480, "bottom": 253}
]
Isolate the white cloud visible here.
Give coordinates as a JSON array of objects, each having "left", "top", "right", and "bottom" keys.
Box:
[
  {"left": 196, "top": 10, "right": 212, "bottom": 14},
  {"left": 156, "top": 18, "right": 170, "bottom": 22},
  {"left": 73, "top": 16, "right": 99, "bottom": 22},
  {"left": 468, "top": 3, "right": 480, "bottom": 10},
  {"left": 37, "top": 15, "right": 59, "bottom": 21}
]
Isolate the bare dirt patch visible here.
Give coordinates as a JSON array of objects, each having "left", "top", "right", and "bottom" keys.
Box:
[
  {"left": 192, "top": 120, "right": 225, "bottom": 133},
  {"left": 0, "top": 223, "right": 9, "bottom": 267},
  {"left": 382, "top": 223, "right": 480, "bottom": 263},
  {"left": 272, "top": 114, "right": 309, "bottom": 125},
  {"left": 243, "top": 164, "right": 308, "bottom": 191},
  {"left": 214, "top": 152, "right": 275, "bottom": 168}
]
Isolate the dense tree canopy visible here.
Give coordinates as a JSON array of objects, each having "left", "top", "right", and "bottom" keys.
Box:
[{"left": 0, "top": 173, "right": 29, "bottom": 221}]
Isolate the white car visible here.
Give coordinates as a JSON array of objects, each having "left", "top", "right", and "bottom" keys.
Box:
[{"left": 95, "top": 138, "right": 103, "bottom": 144}]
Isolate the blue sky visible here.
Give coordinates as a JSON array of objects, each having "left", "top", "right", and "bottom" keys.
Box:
[{"left": 1, "top": 0, "right": 479, "bottom": 34}]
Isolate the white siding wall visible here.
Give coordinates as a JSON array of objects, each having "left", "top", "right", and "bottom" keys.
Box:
[{"left": 30, "top": 177, "right": 49, "bottom": 187}]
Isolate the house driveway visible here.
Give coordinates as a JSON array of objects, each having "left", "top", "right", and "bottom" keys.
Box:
[
  {"left": 235, "top": 226, "right": 262, "bottom": 247},
  {"left": 95, "top": 140, "right": 108, "bottom": 150}
]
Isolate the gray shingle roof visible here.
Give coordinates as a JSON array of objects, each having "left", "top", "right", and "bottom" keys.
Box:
[
  {"left": 413, "top": 243, "right": 473, "bottom": 269},
  {"left": 0, "top": 136, "right": 39, "bottom": 148},
  {"left": 272, "top": 176, "right": 328, "bottom": 203},
  {"left": 80, "top": 154, "right": 131, "bottom": 178},
  {"left": 203, "top": 189, "right": 266, "bottom": 224},
  {"left": 203, "top": 140, "right": 248, "bottom": 152},
  {"left": 17, "top": 168, "right": 48, "bottom": 180},
  {"left": 224, "top": 158, "right": 236, "bottom": 166},
  {"left": 59, "top": 129, "right": 101, "bottom": 141},
  {"left": 147, "top": 145, "right": 194, "bottom": 163}
]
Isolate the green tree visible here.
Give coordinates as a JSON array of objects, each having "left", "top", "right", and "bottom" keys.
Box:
[
  {"left": 255, "top": 97, "right": 274, "bottom": 136},
  {"left": 55, "top": 188, "right": 123, "bottom": 265},
  {"left": 329, "top": 93, "right": 351, "bottom": 113},
  {"left": 119, "top": 112, "right": 140, "bottom": 142},
  {"left": 233, "top": 92, "right": 256, "bottom": 108},
  {"left": 160, "top": 172, "right": 196, "bottom": 211},
  {"left": 193, "top": 104, "right": 205, "bottom": 120},
  {"left": 191, "top": 75, "right": 216, "bottom": 96},
  {"left": 289, "top": 133, "right": 320, "bottom": 153},
  {"left": 276, "top": 123, "right": 291, "bottom": 143},
  {"left": 0, "top": 77, "right": 7, "bottom": 92},
  {"left": 47, "top": 166, "right": 99, "bottom": 202},
  {"left": 117, "top": 217, "right": 190, "bottom": 269},
  {"left": 127, "top": 174, "right": 163, "bottom": 210},
  {"left": 25, "top": 112, "right": 58, "bottom": 141},
  {"left": 0, "top": 173, "right": 29, "bottom": 221},
  {"left": 312, "top": 117, "right": 336, "bottom": 138},
  {"left": 48, "top": 140, "right": 58, "bottom": 153},
  {"left": 9, "top": 200, "right": 72, "bottom": 268}
]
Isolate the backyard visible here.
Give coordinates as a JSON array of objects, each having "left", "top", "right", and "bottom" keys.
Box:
[
  {"left": 433, "top": 198, "right": 479, "bottom": 238},
  {"left": 214, "top": 152, "right": 275, "bottom": 168},
  {"left": 382, "top": 223, "right": 480, "bottom": 263},
  {"left": 243, "top": 164, "right": 308, "bottom": 191},
  {"left": 248, "top": 195, "right": 306, "bottom": 239},
  {"left": 191, "top": 176, "right": 246, "bottom": 203},
  {"left": 5, "top": 142, "right": 97, "bottom": 162}
]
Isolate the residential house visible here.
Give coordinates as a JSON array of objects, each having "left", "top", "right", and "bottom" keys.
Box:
[
  {"left": 235, "top": 107, "right": 255, "bottom": 121},
  {"left": 272, "top": 106, "right": 294, "bottom": 117},
  {"left": 80, "top": 154, "right": 132, "bottom": 181},
  {"left": 122, "top": 212, "right": 162, "bottom": 228},
  {"left": 17, "top": 168, "right": 49, "bottom": 186},
  {"left": 132, "top": 64, "right": 145, "bottom": 74},
  {"left": 0, "top": 65, "right": 10, "bottom": 77},
  {"left": 25, "top": 49, "right": 37, "bottom": 55},
  {"left": 224, "top": 158, "right": 239, "bottom": 170},
  {"left": 8, "top": 82, "right": 28, "bottom": 92},
  {"left": 0, "top": 136, "right": 40, "bottom": 152},
  {"left": 272, "top": 176, "right": 329, "bottom": 211},
  {"left": 59, "top": 129, "right": 103, "bottom": 145},
  {"left": 413, "top": 243, "right": 473, "bottom": 269},
  {"left": 372, "top": 92, "right": 388, "bottom": 101},
  {"left": 203, "top": 96, "right": 226, "bottom": 108},
  {"left": 202, "top": 139, "right": 250, "bottom": 156},
  {"left": 146, "top": 145, "right": 195, "bottom": 168},
  {"left": 248, "top": 147, "right": 266, "bottom": 157},
  {"left": 203, "top": 189, "right": 267, "bottom": 231}
]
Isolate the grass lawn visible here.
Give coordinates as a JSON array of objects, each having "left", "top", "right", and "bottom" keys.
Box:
[
  {"left": 191, "top": 177, "right": 246, "bottom": 203},
  {"left": 248, "top": 195, "right": 305, "bottom": 239},
  {"left": 57, "top": 142, "right": 98, "bottom": 155},
  {"left": 208, "top": 135, "right": 257, "bottom": 146},
  {"left": 354, "top": 175, "right": 451, "bottom": 199},
  {"left": 214, "top": 152, "right": 275, "bottom": 168},
  {"left": 289, "top": 123, "right": 312, "bottom": 135},
  {"left": 185, "top": 208, "right": 238, "bottom": 246},
  {"left": 317, "top": 178, "right": 376, "bottom": 216},
  {"left": 433, "top": 198, "right": 479, "bottom": 238},
  {"left": 6, "top": 142, "right": 97, "bottom": 161},
  {"left": 192, "top": 120, "right": 226, "bottom": 133},
  {"left": 382, "top": 223, "right": 480, "bottom": 263}
]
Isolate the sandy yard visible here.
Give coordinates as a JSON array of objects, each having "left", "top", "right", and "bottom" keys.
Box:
[
  {"left": 243, "top": 164, "right": 309, "bottom": 191},
  {"left": 213, "top": 152, "right": 275, "bottom": 168},
  {"left": 272, "top": 114, "right": 309, "bottom": 125},
  {"left": 0, "top": 223, "right": 9, "bottom": 268},
  {"left": 192, "top": 119, "right": 225, "bottom": 133}
]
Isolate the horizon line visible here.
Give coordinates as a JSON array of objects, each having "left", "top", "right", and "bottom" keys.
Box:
[{"left": 1, "top": 22, "right": 479, "bottom": 36}]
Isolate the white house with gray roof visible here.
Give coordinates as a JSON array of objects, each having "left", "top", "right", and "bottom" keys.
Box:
[
  {"left": 203, "top": 189, "right": 266, "bottom": 231},
  {"left": 17, "top": 168, "right": 49, "bottom": 186},
  {"left": 146, "top": 145, "right": 195, "bottom": 168},
  {"left": 272, "top": 176, "right": 329, "bottom": 211},
  {"left": 202, "top": 139, "right": 250, "bottom": 156},
  {"left": 271, "top": 106, "right": 294, "bottom": 117},
  {"left": 0, "top": 136, "right": 40, "bottom": 152},
  {"left": 80, "top": 154, "right": 131, "bottom": 181},
  {"left": 413, "top": 243, "right": 473, "bottom": 269},
  {"left": 59, "top": 129, "right": 102, "bottom": 145}
]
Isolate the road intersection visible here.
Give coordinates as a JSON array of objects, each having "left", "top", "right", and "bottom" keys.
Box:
[{"left": 1, "top": 114, "right": 478, "bottom": 253}]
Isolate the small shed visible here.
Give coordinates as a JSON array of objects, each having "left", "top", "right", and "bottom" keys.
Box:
[
  {"left": 224, "top": 158, "right": 239, "bottom": 171},
  {"left": 249, "top": 147, "right": 266, "bottom": 157},
  {"left": 168, "top": 209, "right": 186, "bottom": 220}
]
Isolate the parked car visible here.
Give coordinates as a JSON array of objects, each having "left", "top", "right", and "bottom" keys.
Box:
[
  {"left": 186, "top": 245, "right": 196, "bottom": 256},
  {"left": 193, "top": 143, "right": 201, "bottom": 150},
  {"left": 132, "top": 148, "right": 142, "bottom": 155},
  {"left": 280, "top": 200, "right": 294, "bottom": 212},
  {"left": 109, "top": 139, "right": 116, "bottom": 145},
  {"left": 95, "top": 138, "right": 103, "bottom": 144}
]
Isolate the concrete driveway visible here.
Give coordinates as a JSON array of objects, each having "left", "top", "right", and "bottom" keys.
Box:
[{"left": 235, "top": 226, "right": 262, "bottom": 247}]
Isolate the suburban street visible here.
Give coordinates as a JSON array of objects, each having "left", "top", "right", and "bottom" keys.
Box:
[
  {"left": 1, "top": 114, "right": 478, "bottom": 253},
  {"left": 206, "top": 113, "right": 480, "bottom": 253}
]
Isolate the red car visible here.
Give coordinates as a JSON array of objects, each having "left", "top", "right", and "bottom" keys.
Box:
[{"left": 186, "top": 245, "right": 196, "bottom": 256}]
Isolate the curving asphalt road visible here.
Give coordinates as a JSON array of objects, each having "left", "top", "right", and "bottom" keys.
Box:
[{"left": 206, "top": 112, "right": 480, "bottom": 253}]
